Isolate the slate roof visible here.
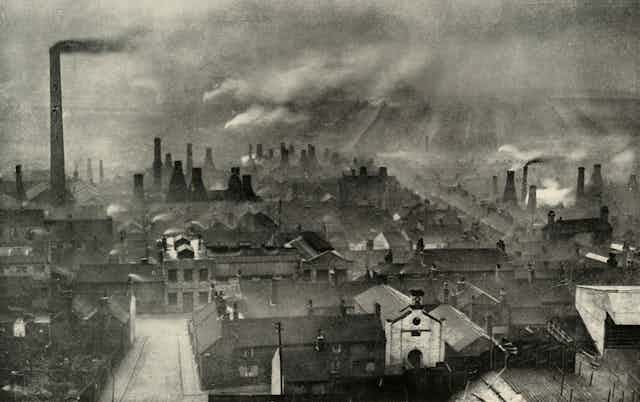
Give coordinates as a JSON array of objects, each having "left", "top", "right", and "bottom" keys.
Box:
[
  {"left": 75, "top": 263, "right": 164, "bottom": 283},
  {"left": 542, "top": 218, "right": 612, "bottom": 237},
  {"left": 221, "top": 313, "right": 384, "bottom": 348},
  {"left": 429, "top": 304, "right": 495, "bottom": 352},
  {"left": 279, "top": 347, "right": 331, "bottom": 382},
  {"left": 285, "top": 231, "right": 334, "bottom": 259},
  {"left": 353, "top": 284, "right": 412, "bottom": 322},
  {"left": 192, "top": 302, "right": 222, "bottom": 354}
]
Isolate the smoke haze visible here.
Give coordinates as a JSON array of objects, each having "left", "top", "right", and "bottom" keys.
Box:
[{"left": 1, "top": 0, "right": 639, "bottom": 176}]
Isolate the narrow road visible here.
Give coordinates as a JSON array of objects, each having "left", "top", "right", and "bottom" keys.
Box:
[{"left": 100, "top": 315, "right": 207, "bottom": 402}]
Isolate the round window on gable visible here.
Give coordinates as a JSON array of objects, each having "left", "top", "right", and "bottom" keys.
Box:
[{"left": 412, "top": 317, "right": 421, "bottom": 326}]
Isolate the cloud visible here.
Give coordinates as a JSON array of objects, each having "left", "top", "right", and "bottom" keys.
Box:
[{"left": 223, "top": 105, "right": 307, "bottom": 129}]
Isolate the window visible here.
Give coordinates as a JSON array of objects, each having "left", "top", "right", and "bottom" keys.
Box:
[
  {"left": 168, "top": 292, "right": 177, "bottom": 305},
  {"left": 411, "top": 330, "right": 421, "bottom": 337},
  {"left": 183, "top": 269, "right": 193, "bottom": 282},
  {"left": 239, "top": 365, "right": 259, "bottom": 377},
  {"left": 199, "top": 268, "right": 208, "bottom": 282},
  {"left": 242, "top": 348, "right": 254, "bottom": 358},
  {"left": 198, "top": 291, "right": 209, "bottom": 305},
  {"left": 168, "top": 269, "right": 177, "bottom": 282},
  {"left": 365, "top": 361, "right": 376, "bottom": 373},
  {"left": 332, "top": 344, "right": 342, "bottom": 354},
  {"left": 330, "top": 359, "right": 341, "bottom": 372}
]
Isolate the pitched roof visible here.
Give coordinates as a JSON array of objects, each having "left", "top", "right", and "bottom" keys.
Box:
[
  {"left": 192, "top": 302, "right": 222, "bottom": 354},
  {"left": 429, "top": 304, "right": 493, "bottom": 352},
  {"left": 286, "top": 231, "right": 334, "bottom": 259},
  {"left": 76, "top": 263, "right": 164, "bottom": 283},
  {"left": 543, "top": 218, "right": 612, "bottom": 236},
  {"left": 221, "top": 313, "right": 384, "bottom": 348},
  {"left": 353, "top": 284, "right": 412, "bottom": 322}
]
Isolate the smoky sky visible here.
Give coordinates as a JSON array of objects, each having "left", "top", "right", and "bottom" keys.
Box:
[{"left": 0, "top": 0, "right": 639, "bottom": 175}]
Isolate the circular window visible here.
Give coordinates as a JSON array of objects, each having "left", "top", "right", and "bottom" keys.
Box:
[{"left": 412, "top": 317, "right": 421, "bottom": 326}]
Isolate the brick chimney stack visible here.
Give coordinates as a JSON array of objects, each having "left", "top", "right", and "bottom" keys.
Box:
[
  {"left": 99, "top": 160, "right": 104, "bottom": 184},
  {"left": 256, "top": 144, "right": 263, "bottom": 159},
  {"left": 242, "top": 175, "right": 256, "bottom": 200},
  {"left": 186, "top": 143, "right": 193, "bottom": 184},
  {"left": 133, "top": 174, "right": 144, "bottom": 202},
  {"left": 152, "top": 137, "right": 162, "bottom": 189},
  {"left": 576, "top": 166, "right": 585, "bottom": 201},
  {"left": 280, "top": 143, "right": 289, "bottom": 167},
  {"left": 521, "top": 165, "right": 528, "bottom": 204},
  {"left": 49, "top": 46, "right": 66, "bottom": 205},
  {"left": 204, "top": 147, "right": 215, "bottom": 169},
  {"left": 167, "top": 161, "right": 187, "bottom": 202},
  {"left": 503, "top": 170, "right": 517, "bottom": 205},
  {"left": 527, "top": 185, "right": 537, "bottom": 214},
  {"left": 492, "top": 175, "right": 498, "bottom": 200},
  {"left": 590, "top": 163, "right": 604, "bottom": 198},
  {"left": 15, "top": 165, "right": 25, "bottom": 202},
  {"left": 87, "top": 158, "right": 93, "bottom": 184},
  {"left": 188, "top": 167, "right": 207, "bottom": 202}
]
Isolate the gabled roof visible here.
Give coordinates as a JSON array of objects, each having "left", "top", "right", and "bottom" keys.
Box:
[
  {"left": 192, "top": 302, "right": 222, "bottom": 354},
  {"left": 221, "top": 313, "right": 384, "bottom": 349},
  {"left": 353, "top": 284, "right": 411, "bottom": 322},
  {"left": 429, "top": 304, "right": 493, "bottom": 352},
  {"left": 285, "top": 231, "right": 333, "bottom": 259}
]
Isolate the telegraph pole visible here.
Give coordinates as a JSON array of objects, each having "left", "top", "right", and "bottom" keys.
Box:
[{"left": 275, "top": 322, "right": 284, "bottom": 395}]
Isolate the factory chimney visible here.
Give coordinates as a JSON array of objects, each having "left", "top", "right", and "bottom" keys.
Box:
[
  {"left": 590, "top": 164, "right": 604, "bottom": 199},
  {"left": 227, "top": 167, "right": 243, "bottom": 199},
  {"left": 133, "top": 174, "right": 144, "bottom": 202},
  {"left": 521, "top": 165, "right": 528, "bottom": 204},
  {"left": 204, "top": 147, "right": 215, "bottom": 169},
  {"left": 15, "top": 165, "right": 26, "bottom": 203},
  {"left": 300, "top": 149, "right": 308, "bottom": 169},
  {"left": 186, "top": 143, "right": 193, "bottom": 184},
  {"left": 256, "top": 144, "right": 263, "bottom": 159},
  {"left": 280, "top": 143, "right": 289, "bottom": 167},
  {"left": 527, "top": 185, "right": 537, "bottom": 214},
  {"left": 629, "top": 174, "right": 638, "bottom": 193},
  {"left": 188, "top": 168, "right": 208, "bottom": 202},
  {"left": 268, "top": 148, "right": 274, "bottom": 160},
  {"left": 152, "top": 137, "right": 162, "bottom": 189},
  {"left": 87, "top": 158, "right": 94, "bottom": 184},
  {"left": 99, "top": 160, "right": 104, "bottom": 183},
  {"left": 503, "top": 170, "right": 517, "bottom": 204},
  {"left": 49, "top": 46, "right": 66, "bottom": 205},
  {"left": 492, "top": 175, "right": 499, "bottom": 200},
  {"left": 242, "top": 175, "right": 256, "bottom": 200},
  {"left": 576, "top": 166, "right": 585, "bottom": 201},
  {"left": 167, "top": 161, "right": 187, "bottom": 202}
]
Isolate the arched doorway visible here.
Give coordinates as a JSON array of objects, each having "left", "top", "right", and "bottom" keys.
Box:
[{"left": 407, "top": 349, "right": 423, "bottom": 369}]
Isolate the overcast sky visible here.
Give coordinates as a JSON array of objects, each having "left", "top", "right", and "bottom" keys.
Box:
[{"left": 0, "top": 0, "right": 638, "bottom": 172}]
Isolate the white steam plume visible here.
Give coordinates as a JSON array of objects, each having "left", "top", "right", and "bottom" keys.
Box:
[
  {"left": 224, "top": 105, "right": 307, "bottom": 129},
  {"left": 536, "top": 178, "right": 573, "bottom": 207}
]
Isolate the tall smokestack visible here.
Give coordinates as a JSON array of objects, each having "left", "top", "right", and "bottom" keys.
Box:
[
  {"left": 492, "top": 175, "right": 499, "bottom": 200},
  {"left": 629, "top": 174, "right": 638, "bottom": 193},
  {"left": 152, "top": 137, "right": 162, "bottom": 189},
  {"left": 49, "top": 46, "right": 66, "bottom": 205},
  {"left": 99, "top": 160, "right": 104, "bottom": 183},
  {"left": 163, "top": 153, "right": 173, "bottom": 188},
  {"left": 280, "top": 143, "right": 289, "bottom": 167},
  {"left": 204, "top": 147, "right": 215, "bottom": 168},
  {"left": 527, "top": 185, "right": 537, "bottom": 214},
  {"left": 15, "top": 165, "right": 25, "bottom": 203},
  {"left": 521, "top": 165, "right": 528, "bottom": 204},
  {"left": 577, "top": 166, "right": 585, "bottom": 201},
  {"left": 49, "top": 37, "right": 134, "bottom": 204},
  {"left": 503, "top": 170, "right": 517, "bottom": 205},
  {"left": 189, "top": 168, "right": 208, "bottom": 202},
  {"left": 590, "top": 164, "right": 604, "bottom": 199},
  {"left": 87, "top": 158, "right": 93, "bottom": 184},
  {"left": 256, "top": 144, "right": 263, "bottom": 159},
  {"left": 133, "top": 174, "right": 144, "bottom": 202},
  {"left": 186, "top": 143, "right": 193, "bottom": 184},
  {"left": 167, "top": 161, "right": 187, "bottom": 202}
]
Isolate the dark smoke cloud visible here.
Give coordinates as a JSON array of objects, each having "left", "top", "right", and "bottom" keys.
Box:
[
  {"left": 51, "top": 28, "right": 146, "bottom": 54},
  {"left": 1, "top": 0, "right": 639, "bottom": 174}
]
